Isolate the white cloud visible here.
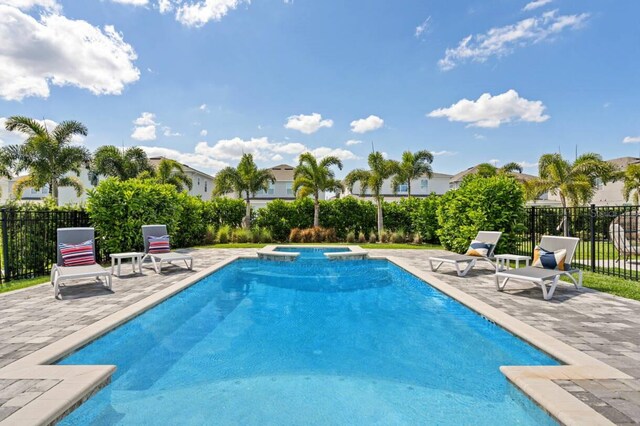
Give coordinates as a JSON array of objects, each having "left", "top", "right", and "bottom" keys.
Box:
[
  {"left": 307, "top": 147, "right": 359, "bottom": 161},
  {"left": 415, "top": 16, "right": 431, "bottom": 38},
  {"left": 140, "top": 146, "right": 230, "bottom": 172},
  {"left": 439, "top": 10, "right": 589, "bottom": 70},
  {"left": 200, "top": 129, "right": 208, "bottom": 137},
  {"left": 133, "top": 112, "right": 157, "bottom": 126},
  {"left": 489, "top": 159, "right": 500, "bottom": 166},
  {"left": 157, "top": 0, "right": 172, "bottom": 13},
  {"left": 174, "top": 0, "right": 247, "bottom": 28},
  {"left": 432, "top": 150, "right": 456, "bottom": 156},
  {"left": 0, "top": 0, "right": 59, "bottom": 11},
  {"left": 523, "top": 0, "right": 552, "bottom": 11},
  {"left": 473, "top": 133, "right": 486, "bottom": 140},
  {"left": 345, "top": 139, "right": 362, "bottom": 146},
  {"left": 131, "top": 112, "right": 158, "bottom": 141},
  {"left": 623, "top": 136, "right": 640, "bottom": 144},
  {"left": 199, "top": 103, "right": 208, "bottom": 111},
  {"left": 0, "top": 116, "right": 84, "bottom": 145},
  {"left": 284, "top": 113, "right": 333, "bottom": 134},
  {"left": 131, "top": 125, "right": 156, "bottom": 141},
  {"left": 162, "top": 126, "right": 181, "bottom": 137},
  {"left": 271, "top": 154, "right": 283, "bottom": 161},
  {"left": 111, "top": 0, "right": 148, "bottom": 5},
  {"left": 350, "top": 115, "right": 384, "bottom": 133},
  {"left": 517, "top": 161, "right": 538, "bottom": 168},
  {"left": 0, "top": 5, "right": 140, "bottom": 101},
  {"left": 427, "top": 89, "right": 549, "bottom": 128}
]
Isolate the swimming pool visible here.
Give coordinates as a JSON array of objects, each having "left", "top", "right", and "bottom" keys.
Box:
[{"left": 58, "top": 250, "right": 558, "bottom": 425}]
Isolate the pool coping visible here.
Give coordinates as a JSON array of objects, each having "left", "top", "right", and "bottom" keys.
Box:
[
  {"left": 0, "top": 251, "right": 630, "bottom": 425},
  {"left": 257, "top": 244, "right": 368, "bottom": 260}
]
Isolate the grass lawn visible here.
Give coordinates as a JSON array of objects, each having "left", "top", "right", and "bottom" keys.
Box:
[
  {"left": 575, "top": 272, "right": 640, "bottom": 301},
  {"left": 0, "top": 276, "right": 49, "bottom": 294}
]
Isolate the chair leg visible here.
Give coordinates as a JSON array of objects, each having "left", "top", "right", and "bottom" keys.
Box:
[
  {"left": 457, "top": 259, "right": 476, "bottom": 277},
  {"left": 544, "top": 276, "right": 560, "bottom": 300},
  {"left": 54, "top": 277, "right": 61, "bottom": 299},
  {"left": 429, "top": 259, "right": 444, "bottom": 272},
  {"left": 496, "top": 276, "right": 509, "bottom": 291}
]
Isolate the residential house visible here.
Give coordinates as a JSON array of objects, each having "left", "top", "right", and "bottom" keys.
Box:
[
  {"left": 343, "top": 172, "right": 452, "bottom": 201},
  {"left": 448, "top": 165, "right": 538, "bottom": 190},
  {"left": 0, "top": 157, "right": 216, "bottom": 205},
  {"left": 247, "top": 164, "right": 302, "bottom": 209},
  {"left": 543, "top": 156, "right": 639, "bottom": 207},
  {"left": 148, "top": 157, "right": 214, "bottom": 201}
]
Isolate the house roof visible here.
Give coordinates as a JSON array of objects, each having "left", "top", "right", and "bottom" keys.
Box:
[
  {"left": 270, "top": 164, "right": 295, "bottom": 181},
  {"left": 607, "top": 157, "right": 640, "bottom": 170},
  {"left": 449, "top": 165, "right": 536, "bottom": 183},
  {"left": 148, "top": 157, "right": 214, "bottom": 179}
]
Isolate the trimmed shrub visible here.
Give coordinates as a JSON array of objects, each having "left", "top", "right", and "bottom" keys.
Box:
[
  {"left": 204, "top": 197, "right": 246, "bottom": 230},
  {"left": 437, "top": 174, "right": 525, "bottom": 254},
  {"left": 174, "top": 192, "right": 206, "bottom": 248},
  {"left": 216, "top": 225, "right": 231, "bottom": 244},
  {"left": 358, "top": 232, "right": 366, "bottom": 244},
  {"left": 231, "top": 228, "right": 251, "bottom": 243},
  {"left": 368, "top": 231, "right": 377, "bottom": 243},
  {"left": 411, "top": 195, "right": 441, "bottom": 243},
  {"left": 319, "top": 196, "right": 376, "bottom": 239},
  {"left": 204, "top": 224, "right": 216, "bottom": 245},
  {"left": 87, "top": 178, "right": 182, "bottom": 254},
  {"left": 346, "top": 231, "right": 356, "bottom": 243}
]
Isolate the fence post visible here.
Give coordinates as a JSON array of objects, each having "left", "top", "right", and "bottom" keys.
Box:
[
  {"left": 590, "top": 204, "right": 596, "bottom": 272},
  {"left": 1, "top": 209, "right": 9, "bottom": 282},
  {"left": 530, "top": 206, "right": 536, "bottom": 256}
]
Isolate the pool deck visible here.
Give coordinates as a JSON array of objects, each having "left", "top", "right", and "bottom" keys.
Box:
[{"left": 0, "top": 248, "right": 638, "bottom": 425}]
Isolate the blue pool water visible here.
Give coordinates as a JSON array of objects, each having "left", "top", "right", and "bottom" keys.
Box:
[{"left": 59, "top": 251, "right": 558, "bottom": 425}]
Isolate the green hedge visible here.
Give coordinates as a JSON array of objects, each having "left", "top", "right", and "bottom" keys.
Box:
[
  {"left": 437, "top": 174, "right": 525, "bottom": 253},
  {"left": 87, "top": 179, "right": 247, "bottom": 253}
]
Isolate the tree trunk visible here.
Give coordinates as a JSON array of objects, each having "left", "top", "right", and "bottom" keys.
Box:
[
  {"left": 377, "top": 198, "right": 383, "bottom": 241},
  {"left": 407, "top": 180, "right": 411, "bottom": 197},
  {"left": 560, "top": 194, "right": 569, "bottom": 237},
  {"left": 52, "top": 180, "right": 59, "bottom": 205},
  {"left": 243, "top": 196, "right": 251, "bottom": 229},
  {"left": 313, "top": 194, "right": 320, "bottom": 228}
]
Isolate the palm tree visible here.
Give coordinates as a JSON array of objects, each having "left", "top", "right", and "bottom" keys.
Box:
[
  {"left": 4, "top": 116, "right": 90, "bottom": 203},
  {"left": 293, "top": 152, "right": 343, "bottom": 227},
  {"left": 622, "top": 164, "right": 640, "bottom": 204},
  {"left": 391, "top": 150, "right": 433, "bottom": 196},
  {"left": 475, "top": 162, "right": 523, "bottom": 178},
  {"left": 345, "top": 151, "right": 399, "bottom": 240},
  {"left": 91, "top": 145, "right": 153, "bottom": 182},
  {"left": 526, "top": 153, "right": 616, "bottom": 235},
  {"left": 213, "top": 153, "right": 275, "bottom": 228},
  {"left": 141, "top": 158, "right": 193, "bottom": 192}
]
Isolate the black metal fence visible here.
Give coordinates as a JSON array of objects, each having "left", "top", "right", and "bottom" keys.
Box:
[
  {"left": 515, "top": 205, "right": 640, "bottom": 281},
  {"left": 0, "top": 209, "right": 107, "bottom": 283},
  {"left": 1, "top": 204, "right": 640, "bottom": 284}
]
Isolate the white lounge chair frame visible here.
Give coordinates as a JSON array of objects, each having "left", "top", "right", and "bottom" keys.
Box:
[
  {"left": 50, "top": 227, "right": 111, "bottom": 299},
  {"left": 428, "top": 231, "right": 502, "bottom": 277},
  {"left": 142, "top": 225, "right": 193, "bottom": 274},
  {"left": 495, "top": 235, "right": 583, "bottom": 300}
]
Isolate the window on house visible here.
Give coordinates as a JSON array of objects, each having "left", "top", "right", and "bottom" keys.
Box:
[
  {"left": 398, "top": 183, "right": 408, "bottom": 193},
  {"left": 42, "top": 184, "right": 49, "bottom": 195},
  {"left": 261, "top": 184, "right": 275, "bottom": 195},
  {"left": 197, "top": 178, "right": 200, "bottom": 186},
  {"left": 286, "top": 183, "right": 293, "bottom": 195},
  {"left": 421, "top": 179, "right": 428, "bottom": 191},
  {"left": 595, "top": 178, "right": 603, "bottom": 190},
  {"left": 204, "top": 181, "right": 208, "bottom": 192}
]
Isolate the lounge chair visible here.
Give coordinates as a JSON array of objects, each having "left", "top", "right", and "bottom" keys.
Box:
[
  {"left": 51, "top": 227, "right": 111, "bottom": 299},
  {"left": 142, "top": 225, "right": 193, "bottom": 273},
  {"left": 428, "top": 231, "right": 502, "bottom": 277},
  {"left": 609, "top": 223, "right": 640, "bottom": 263},
  {"left": 495, "top": 235, "right": 583, "bottom": 300}
]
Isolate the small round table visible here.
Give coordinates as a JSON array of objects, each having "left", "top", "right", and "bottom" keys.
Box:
[
  {"left": 110, "top": 252, "right": 144, "bottom": 277},
  {"left": 494, "top": 254, "right": 531, "bottom": 272}
]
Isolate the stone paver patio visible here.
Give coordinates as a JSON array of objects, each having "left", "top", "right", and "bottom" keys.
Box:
[{"left": 0, "top": 248, "right": 638, "bottom": 425}]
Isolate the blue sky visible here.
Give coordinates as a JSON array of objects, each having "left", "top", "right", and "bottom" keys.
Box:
[{"left": 0, "top": 0, "right": 639, "bottom": 177}]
